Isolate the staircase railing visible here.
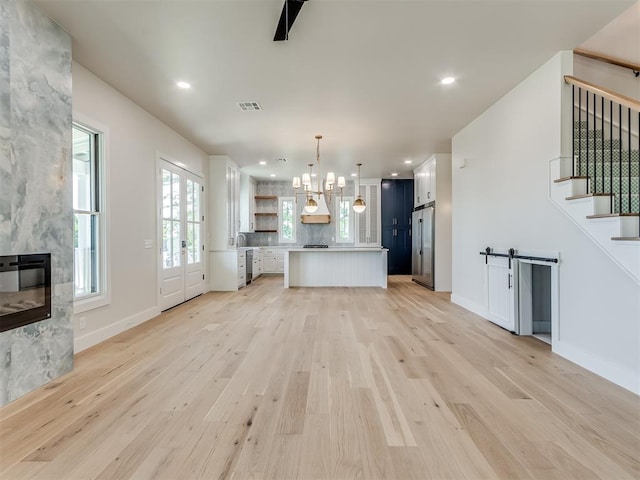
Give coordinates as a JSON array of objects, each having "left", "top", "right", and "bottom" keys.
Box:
[
  {"left": 565, "top": 75, "right": 640, "bottom": 237},
  {"left": 573, "top": 48, "right": 640, "bottom": 77}
]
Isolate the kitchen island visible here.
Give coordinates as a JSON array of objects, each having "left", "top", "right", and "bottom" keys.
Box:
[{"left": 284, "top": 247, "right": 388, "bottom": 288}]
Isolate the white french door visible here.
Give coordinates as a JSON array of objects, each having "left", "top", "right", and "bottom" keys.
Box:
[{"left": 158, "top": 159, "right": 204, "bottom": 311}]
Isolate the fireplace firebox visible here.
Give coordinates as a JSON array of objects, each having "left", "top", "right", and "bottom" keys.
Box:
[{"left": 0, "top": 254, "right": 51, "bottom": 332}]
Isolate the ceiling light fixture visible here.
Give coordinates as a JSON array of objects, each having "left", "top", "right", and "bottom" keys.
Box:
[
  {"left": 404, "top": 160, "right": 413, "bottom": 164},
  {"left": 353, "top": 163, "right": 366, "bottom": 213},
  {"left": 441, "top": 77, "right": 456, "bottom": 85},
  {"left": 176, "top": 81, "right": 191, "bottom": 89},
  {"left": 259, "top": 161, "right": 267, "bottom": 165},
  {"left": 269, "top": 173, "right": 276, "bottom": 177},
  {"left": 292, "top": 135, "right": 347, "bottom": 214},
  {"left": 391, "top": 172, "right": 398, "bottom": 177}
]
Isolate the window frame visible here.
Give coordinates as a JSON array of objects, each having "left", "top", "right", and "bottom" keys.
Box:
[
  {"left": 72, "top": 118, "right": 110, "bottom": 314},
  {"left": 278, "top": 197, "right": 296, "bottom": 244},
  {"left": 335, "top": 196, "right": 354, "bottom": 243}
]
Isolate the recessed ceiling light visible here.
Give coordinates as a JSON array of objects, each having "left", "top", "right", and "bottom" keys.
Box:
[
  {"left": 351, "top": 173, "right": 357, "bottom": 177},
  {"left": 259, "top": 161, "right": 267, "bottom": 165},
  {"left": 176, "top": 81, "right": 191, "bottom": 89},
  {"left": 391, "top": 172, "right": 398, "bottom": 177},
  {"left": 311, "top": 173, "right": 317, "bottom": 177},
  {"left": 441, "top": 77, "right": 456, "bottom": 85},
  {"left": 403, "top": 160, "right": 412, "bottom": 164},
  {"left": 269, "top": 173, "right": 276, "bottom": 177}
]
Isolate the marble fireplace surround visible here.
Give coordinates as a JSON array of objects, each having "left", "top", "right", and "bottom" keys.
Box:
[{"left": 0, "top": 0, "right": 74, "bottom": 406}]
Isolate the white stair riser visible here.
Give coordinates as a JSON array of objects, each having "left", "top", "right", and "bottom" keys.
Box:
[
  {"left": 587, "top": 216, "right": 640, "bottom": 238},
  {"left": 549, "top": 158, "right": 640, "bottom": 285}
]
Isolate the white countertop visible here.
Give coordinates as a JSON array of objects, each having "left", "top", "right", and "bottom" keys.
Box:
[{"left": 287, "top": 247, "right": 389, "bottom": 252}]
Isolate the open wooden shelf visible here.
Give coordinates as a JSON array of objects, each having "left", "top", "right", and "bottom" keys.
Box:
[
  {"left": 255, "top": 195, "right": 278, "bottom": 200},
  {"left": 255, "top": 212, "right": 277, "bottom": 216},
  {"left": 255, "top": 229, "right": 278, "bottom": 233}
]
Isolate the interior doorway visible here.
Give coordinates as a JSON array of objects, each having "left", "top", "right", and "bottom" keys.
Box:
[{"left": 517, "top": 260, "right": 558, "bottom": 345}]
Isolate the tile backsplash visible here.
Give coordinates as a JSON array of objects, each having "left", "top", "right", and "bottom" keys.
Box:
[{"left": 245, "top": 181, "right": 357, "bottom": 247}]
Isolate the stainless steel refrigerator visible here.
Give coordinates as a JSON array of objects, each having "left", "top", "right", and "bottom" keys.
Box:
[{"left": 412, "top": 205, "right": 434, "bottom": 289}]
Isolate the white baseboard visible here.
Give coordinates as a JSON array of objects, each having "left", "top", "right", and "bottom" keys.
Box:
[
  {"left": 553, "top": 340, "right": 639, "bottom": 395},
  {"left": 74, "top": 306, "right": 161, "bottom": 353},
  {"left": 450, "top": 293, "right": 490, "bottom": 320}
]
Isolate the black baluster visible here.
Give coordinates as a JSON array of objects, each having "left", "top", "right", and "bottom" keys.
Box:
[
  {"left": 610, "top": 100, "right": 613, "bottom": 213},
  {"left": 601, "top": 96, "right": 604, "bottom": 194},
  {"left": 619, "top": 104, "right": 622, "bottom": 214},
  {"left": 593, "top": 92, "right": 597, "bottom": 195},
  {"left": 578, "top": 87, "right": 582, "bottom": 176},
  {"left": 586, "top": 91, "right": 590, "bottom": 192},
  {"left": 572, "top": 85, "right": 575, "bottom": 177},
  {"left": 628, "top": 107, "right": 632, "bottom": 215}
]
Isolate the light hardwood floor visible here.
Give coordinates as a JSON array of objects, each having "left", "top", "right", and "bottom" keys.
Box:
[{"left": 1, "top": 276, "right": 638, "bottom": 479}]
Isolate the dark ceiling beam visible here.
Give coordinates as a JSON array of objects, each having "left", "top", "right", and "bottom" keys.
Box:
[{"left": 273, "top": 0, "right": 308, "bottom": 41}]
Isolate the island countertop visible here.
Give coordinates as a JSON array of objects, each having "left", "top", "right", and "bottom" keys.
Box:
[{"left": 285, "top": 247, "right": 389, "bottom": 252}]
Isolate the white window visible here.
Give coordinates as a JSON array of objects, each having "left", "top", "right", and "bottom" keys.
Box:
[
  {"left": 335, "top": 197, "right": 354, "bottom": 243},
  {"left": 278, "top": 197, "right": 296, "bottom": 243},
  {"left": 72, "top": 122, "right": 108, "bottom": 311}
]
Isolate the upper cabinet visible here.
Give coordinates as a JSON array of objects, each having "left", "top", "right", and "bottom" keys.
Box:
[
  {"left": 239, "top": 174, "right": 257, "bottom": 233},
  {"left": 209, "top": 155, "right": 240, "bottom": 249},
  {"left": 414, "top": 157, "right": 436, "bottom": 207},
  {"left": 355, "top": 179, "right": 382, "bottom": 247},
  {"left": 413, "top": 154, "right": 449, "bottom": 208}
]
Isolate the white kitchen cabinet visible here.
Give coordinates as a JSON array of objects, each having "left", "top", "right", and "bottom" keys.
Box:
[
  {"left": 355, "top": 179, "right": 382, "bottom": 247},
  {"left": 253, "top": 248, "right": 263, "bottom": 280},
  {"left": 237, "top": 250, "right": 246, "bottom": 288},
  {"left": 413, "top": 154, "right": 447, "bottom": 208},
  {"left": 209, "top": 249, "right": 246, "bottom": 291},
  {"left": 263, "top": 248, "right": 285, "bottom": 274},
  {"left": 209, "top": 155, "right": 240, "bottom": 249},
  {"left": 239, "top": 174, "right": 256, "bottom": 233}
]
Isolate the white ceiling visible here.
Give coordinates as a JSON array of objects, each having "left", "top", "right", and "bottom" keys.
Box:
[{"left": 35, "top": 0, "right": 636, "bottom": 180}]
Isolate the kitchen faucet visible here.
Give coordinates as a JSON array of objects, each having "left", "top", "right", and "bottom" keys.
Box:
[{"left": 236, "top": 233, "right": 246, "bottom": 247}]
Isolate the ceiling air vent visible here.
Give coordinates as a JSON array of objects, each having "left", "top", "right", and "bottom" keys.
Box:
[{"left": 237, "top": 102, "right": 262, "bottom": 111}]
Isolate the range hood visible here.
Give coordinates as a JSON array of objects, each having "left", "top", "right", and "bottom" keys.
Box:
[{"left": 301, "top": 194, "right": 331, "bottom": 224}]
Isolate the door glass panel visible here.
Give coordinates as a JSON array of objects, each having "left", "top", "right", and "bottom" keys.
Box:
[
  {"left": 162, "top": 169, "right": 172, "bottom": 219},
  {"left": 193, "top": 182, "right": 200, "bottom": 221},
  {"left": 162, "top": 219, "right": 172, "bottom": 268},
  {"left": 186, "top": 179, "right": 201, "bottom": 264},
  {"left": 172, "top": 220, "right": 181, "bottom": 267},
  {"left": 172, "top": 172, "right": 180, "bottom": 220},
  {"left": 192, "top": 224, "right": 200, "bottom": 263},
  {"left": 186, "top": 179, "right": 194, "bottom": 222}
]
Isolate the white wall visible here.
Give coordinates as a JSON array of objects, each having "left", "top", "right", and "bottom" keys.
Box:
[
  {"left": 451, "top": 51, "right": 640, "bottom": 394},
  {"left": 576, "top": 1, "right": 640, "bottom": 101},
  {"left": 72, "top": 62, "right": 208, "bottom": 352}
]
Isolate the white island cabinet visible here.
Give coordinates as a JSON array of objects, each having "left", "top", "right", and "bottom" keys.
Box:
[{"left": 284, "top": 248, "right": 388, "bottom": 288}]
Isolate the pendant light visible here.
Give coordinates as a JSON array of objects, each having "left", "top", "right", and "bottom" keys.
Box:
[{"left": 353, "top": 163, "right": 366, "bottom": 213}]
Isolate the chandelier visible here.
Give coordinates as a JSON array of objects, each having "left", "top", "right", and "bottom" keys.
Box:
[
  {"left": 292, "top": 135, "right": 344, "bottom": 213},
  {"left": 292, "top": 135, "right": 366, "bottom": 213}
]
